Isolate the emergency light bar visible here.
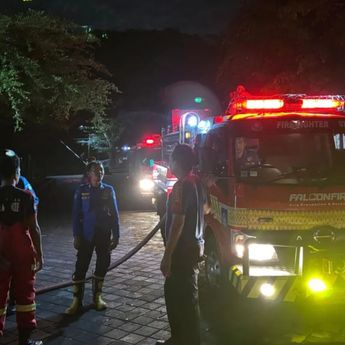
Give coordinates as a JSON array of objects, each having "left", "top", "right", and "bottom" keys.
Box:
[
  {"left": 228, "top": 92, "right": 345, "bottom": 116},
  {"left": 301, "top": 98, "right": 344, "bottom": 109},
  {"left": 244, "top": 99, "right": 284, "bottom": 110}
]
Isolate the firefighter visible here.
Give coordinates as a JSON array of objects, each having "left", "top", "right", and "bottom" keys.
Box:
[
  {"left": 65, "top": 161, "right": 120, "bottom": 315},
  {"left": 0, "top": 149, "right": 43, "bottom": 345},
  {"left": 158, "top": 144, "right": 206, "bottom": 345},
  {"left": 7, "top": 170, "right": 40, "bottom": 317},
  {"left": 235, "top": 136, "right": 260, "bottom": 169}
]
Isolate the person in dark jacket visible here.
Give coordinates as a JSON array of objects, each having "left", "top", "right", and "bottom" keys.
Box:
[
  {"left": 65, "top": 161, "right": 120, "bottom": 315},
  {"left": 157, "top": 144, "right": 206, "bottom": 345}
]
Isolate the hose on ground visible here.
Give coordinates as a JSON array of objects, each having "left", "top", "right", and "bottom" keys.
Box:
[{"left": 36, "top": 214, "right": 166, "bottom": 295}]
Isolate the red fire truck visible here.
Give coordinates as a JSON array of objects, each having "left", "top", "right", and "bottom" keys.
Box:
[
  {"left": 155, "top": 90, "right": 345, "bottom": 303},
  {"left": 152, "top": 108, "right": 214, "bottom": 221},
  {"left": 128, "top": 134, "right": 162, "bottom": 198}
]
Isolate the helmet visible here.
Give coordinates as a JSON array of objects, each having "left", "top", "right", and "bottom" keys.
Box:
[{"left": 0, "top": 149, "right": 20, "bottom": 180}]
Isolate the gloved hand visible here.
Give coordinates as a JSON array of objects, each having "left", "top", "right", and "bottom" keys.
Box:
[
  {"left": 110, "top": 237, "right": 119, "bottom": 250},
  {"left": 74, "top": 236, "right": 81, "bottom": 250},
  {"left": 34, "top": 254, "right": 44, "bottom": 273}
]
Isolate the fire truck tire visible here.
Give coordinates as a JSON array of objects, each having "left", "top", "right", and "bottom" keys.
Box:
[{"left": 204, "top": 233, "right": 227, "bottom": 291}]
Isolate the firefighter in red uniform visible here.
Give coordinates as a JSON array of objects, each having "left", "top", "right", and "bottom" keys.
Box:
[{"left": 0, "top": 150, "right": 43, "bottom": 345}]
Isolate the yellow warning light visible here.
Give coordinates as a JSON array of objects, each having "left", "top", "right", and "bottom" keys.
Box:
[
  {"left": 308, "top": 278, "right": 327, "bottom": 292},
  {"left": 185, "top": 132, "right": 191, "bottom": 139}
]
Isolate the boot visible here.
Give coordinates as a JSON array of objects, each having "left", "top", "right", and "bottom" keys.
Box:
[
  {"left": 18, "top": 328, "right": 43, "bottom": 345},
  {"left": 92, "top": 276, "right": 107, "bottom": 311},
  {"left": 64, "top": 279, "right": 85, "bottom": 315}
]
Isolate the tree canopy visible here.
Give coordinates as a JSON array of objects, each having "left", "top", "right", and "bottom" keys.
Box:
[
  {"left": 0, "top": 10, "right": 117, "bottom": 131},
  {"left": 218, "top": 0, "right": 345, "bottom": 95}
]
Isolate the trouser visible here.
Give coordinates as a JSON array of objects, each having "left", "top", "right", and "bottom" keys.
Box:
[
  {"left": 0, "top": 227, "right": 36, "bottom": 336},
  {"left": 156, "top": 191, "right": 167, "bottom": 246},
  {"left": 164, "top": 252, "right": 201, "bottom": 345},
  {"left": 8, "top": 281, "right": 15, "bottom": 306},
  {"left": 74, "top": 229, "right": 111, "bottom": 281}
]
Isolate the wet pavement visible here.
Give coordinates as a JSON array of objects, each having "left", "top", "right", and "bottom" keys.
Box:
[
  {"left": 2, "top": 211, "right": 170, "bottom": 345},
  {"left": 2, "top": 210, "right": 345, "bottom": 345}
]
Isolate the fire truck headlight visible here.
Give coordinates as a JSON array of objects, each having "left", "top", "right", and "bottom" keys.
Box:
[
  {"left": 139, "top": 178, "right": 154, "bottom": 192},
  {"left": 235, "top": 244, "right": 245, "bottom": 258},
  {"left": 187, "top": 115, "right": 198, "bottom": 127},
  {"left": 249, "top": 244, "right": 277, "bottom": 261},
  {"left": 235, "top": 243, "right": 277, "bottom": 262},
  {"left": 260, "top": 283, "right": 276, "bottom": 297},
  {"left": 308, "top": 278, "right": 327, "bottom": 293}
]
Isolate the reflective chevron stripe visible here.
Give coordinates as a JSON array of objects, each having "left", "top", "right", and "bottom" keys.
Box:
[
  {"left": 210, "top": 195, "right": 345, "bottom": 231},
  {"left": 230, "top": 266, "right": 299, "bottom": 302},
  {"left": 230, "top": 265, "right": 345, "bottom": 303}
]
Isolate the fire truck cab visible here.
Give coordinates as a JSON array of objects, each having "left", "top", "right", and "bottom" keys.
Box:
[
  {"left": 199, "top": 92, "right": 345, "bottom": 303},
  {"left": 128, "top": 134, "right": 162, "bottom": 198}
]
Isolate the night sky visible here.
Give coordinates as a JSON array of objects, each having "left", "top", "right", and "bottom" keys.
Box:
[{"left": 0, "top": 0, "right": 237, "bottom": 34}]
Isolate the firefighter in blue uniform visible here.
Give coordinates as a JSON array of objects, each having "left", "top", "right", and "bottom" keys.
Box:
[
  {"left": 65, "top": 161, "right": 120, "bottom": 315},
  {"left": 17, "top": 176, "right": 39, "bottom": 212}
]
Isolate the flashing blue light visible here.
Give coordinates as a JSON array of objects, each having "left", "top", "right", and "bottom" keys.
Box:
[
  {"left": 198, "top": 120, "right": 211, "bottom": 133},
  {"left": 122, "top": 145, "right": 131, "bottom": 151},
  {"left": 187, "top": 115, "right": 198, "bottom": 128}
]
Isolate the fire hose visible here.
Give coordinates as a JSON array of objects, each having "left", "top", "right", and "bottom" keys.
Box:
[{"left": 36, "top": 214, "right": 166, "bottom": 295}]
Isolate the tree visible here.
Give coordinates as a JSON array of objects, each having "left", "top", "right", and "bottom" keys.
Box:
[
  {"left": 0, "top": 10, "right": 117, "bottom": 131},
  {"left": 77, "top": 117, "right": 125, "bottom": 156},
  {"left": 218, "top": 0, "right": 345, "bottom": 95}
]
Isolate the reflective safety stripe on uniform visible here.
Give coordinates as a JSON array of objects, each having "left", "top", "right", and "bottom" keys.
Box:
[
  {"left": 0, "top": 307, "right": 6, "bottom": 316},
  {"left": 93, "top": 275, "right": 104, "bottom": 281},
  {"left": 0, "top": 305, "right": 7, "bottom": 336},
  {"left": 16, "top": 303, "right": 36, "bottom": 313},
  {"left": 16, "top": 302, "right": 37, "bottom": 331}
]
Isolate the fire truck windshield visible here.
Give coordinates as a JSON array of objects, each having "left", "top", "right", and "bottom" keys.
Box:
[{"left": 235, "top": 132, "right": 345, "bottom": 184}]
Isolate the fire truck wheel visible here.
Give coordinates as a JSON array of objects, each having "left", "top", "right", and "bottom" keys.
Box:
[{"left": 204, "top": 234, "right": 227, "bottom": 291}]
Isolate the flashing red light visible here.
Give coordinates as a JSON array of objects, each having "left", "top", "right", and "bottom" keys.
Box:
[
  {"left": 145, "top": 138, "right": 155, "bottom": 145},
  {"left": 244, "top": 99, "right": 284, "bottom": 110},
  {"left": 142, "top": 134, "right": 161, "bottom": 147},
  {"left": 214, "top": 115, "right": 224, "bottom": 123},
  {"left": 302, "top": 98, "right": 344, "bottom": 109}
]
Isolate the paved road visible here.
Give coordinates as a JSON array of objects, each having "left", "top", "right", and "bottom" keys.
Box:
[
  {"left": 2, "top": 210, "right": 345, "bottom": 345},
  {"left": 2, "top": 211, "right": 169, "bottom": 345}
]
